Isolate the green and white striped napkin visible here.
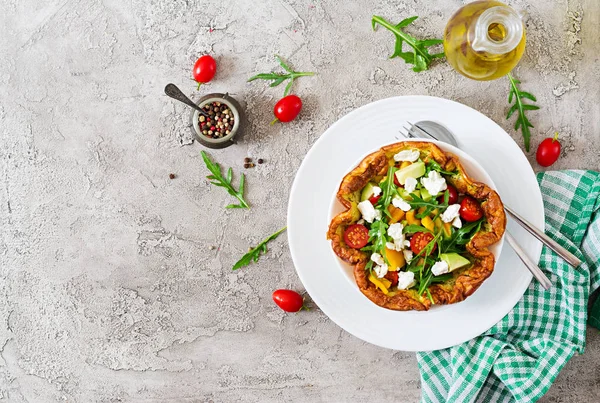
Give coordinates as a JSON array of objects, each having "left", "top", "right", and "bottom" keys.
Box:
[{"left": 417, "top": 170, "right": 600, "bottom": 403}]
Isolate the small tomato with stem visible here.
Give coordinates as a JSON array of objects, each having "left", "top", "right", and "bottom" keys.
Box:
[
  {"left": 272, "top": 289, "right": 305, "bottom": 312},
  {"left": 271, "top": 95, "right": 302, "bottom": 124},
  {"left": 536, "top": 132, "right": 561, "bottom": 167},
  {"left": 193, "top": 55, "right": 217, "bottom": 89}
]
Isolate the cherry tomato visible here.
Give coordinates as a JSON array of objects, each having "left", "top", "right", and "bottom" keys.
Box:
[
  {"left": 384, "top": 271, "right": 399, "bottom": 286},
  {"left": 369, "top": 194, "right": 381, "bottom": 205},
  {"left": 459, "top": 195, "right": 484, "bottom": 222},
  {"left": 437, "top": 184, "right": 458, "bottom": 204},
  {"left": 536, "top": 132, "right": 561, "bottom": 167},
  {"left": 343, "top": 224, "right": 369, "bottom": 249},
  {"left": 272, "top": 95, "right": 302, "bottom": 124},
  {"left": 193, "top": 55, "right": 217, "bottom": 87},
  {"left": 410, "top": 232, "right": 436, "bottom": 255},
  {"left": 272, "top": 289, "right": 304, "bottom": 312}
]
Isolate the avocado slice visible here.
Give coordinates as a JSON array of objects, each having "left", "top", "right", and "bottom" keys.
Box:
[
  {"left": 420, "top": 188, "right": 432, "bottom": 201},
  {"left": 398, "top": 188, "right": 420, "bottom": 200},
  {"left": 440, "top": 253, "right": 471, "bottom": 272},
  {"left": 394, "top": 161, "right": 425, "bottom": 185},
  {"left": 360, "top": 182, "right": 376, "bottom": 202}
]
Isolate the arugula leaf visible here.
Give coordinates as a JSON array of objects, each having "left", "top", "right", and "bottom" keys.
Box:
[
  {"left": 403, "top": 224, "right": 432, "bottom": 234},
  {"left": 371, "top": 15, "right": 444, "bottom": 72},
  {"left": 507, "top": 73, "right": 539, "bottom": 152},
  {"left": 441, "top": 218, "right": 484, "bottom": 254},
  {"left": 376, "top": 166, "right": 398, "bottom": 217},
  {"left": 426, "top": 160, "right": 457, "bottom": 176},
  {"left": 368, "top": 220, "right": 390, "bottom": 264},
  {"left": 201, "top": 151, "right": 250, "bottom": 209},
  {"left": 408, "top": 192, "right": 447, "bottom": 213},
  {"left": 232, "top": 227, "right": 287, "bottom": 270},
  {"left": 430, "top": 273, "right": 453, "bottom": 283},
  {"left": 248, "top": 55, "right": 315, "bottom": 97}
]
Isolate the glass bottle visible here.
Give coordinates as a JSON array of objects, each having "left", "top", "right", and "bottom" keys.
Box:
[{"left": 443, "top": 0, "right": 526, "bottom": 81}]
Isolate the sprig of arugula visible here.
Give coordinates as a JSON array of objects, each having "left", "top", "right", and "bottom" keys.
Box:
[
  {"left": 376, "top": 166, "right": 398, "bottom": 216},
  {"left": 368, "top": 220, "right": 390, "bottom": 266},
  {"left": 201, "top": 151, "right": 249, "bottom": 209},
  {"left": 507, "top": 73, "right": 539, "bottom": 152},
  {"left": 248, "top": 55, "right": 315, "bottom": 97},
  {"left": 371, "top": 15, "right": 444, "bottom": 72},
  {"left": 407, "top": 191, "right": 449, "bottom": 219},
  {"left": 232, "top": 227, "right": 287, "bottom": 270}
]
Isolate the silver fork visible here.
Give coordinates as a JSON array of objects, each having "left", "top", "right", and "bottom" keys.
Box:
[{"left": 399, "top": 122, "right": 554, "bottom": 290}]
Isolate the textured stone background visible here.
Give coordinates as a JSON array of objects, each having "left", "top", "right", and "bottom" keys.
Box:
[{"left": 1, "top": 0, "right": 599, "bottom": 401}]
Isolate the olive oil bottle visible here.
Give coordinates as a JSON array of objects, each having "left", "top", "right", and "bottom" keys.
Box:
[{"left": 444, "top": 0, "right": 526, "bottom": 81}]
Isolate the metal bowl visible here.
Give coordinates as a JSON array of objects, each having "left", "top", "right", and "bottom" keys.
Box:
[{"left": 190, "top": 93, "right": 244, "bottom": 149}]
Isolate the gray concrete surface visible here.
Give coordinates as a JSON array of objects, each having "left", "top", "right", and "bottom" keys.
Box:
[{"left": 1, "top": 0, "right": 599, "bottom": 401}]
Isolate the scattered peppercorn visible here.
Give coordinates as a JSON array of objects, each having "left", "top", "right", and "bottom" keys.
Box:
[
  {"left": 244, "top": 157, "right": 252, "bottom": 163},
  {"left": 169, "top": 173, "right": 176, "bottom": 179},
  {"left": 257, "top": 159, "right": 264, "bottom": 164},
  {"left": 244, "top": 163, "right": 250, "bottom": 168}
]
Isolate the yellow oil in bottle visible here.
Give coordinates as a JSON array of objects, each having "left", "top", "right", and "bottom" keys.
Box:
[{"left": 444, "top": 0, "right": 526, "bottom": 81}]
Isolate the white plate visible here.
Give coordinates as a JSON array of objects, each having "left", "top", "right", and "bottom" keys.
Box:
[{"left": 287, "top": 96, "right": 544, "bottom": 352}]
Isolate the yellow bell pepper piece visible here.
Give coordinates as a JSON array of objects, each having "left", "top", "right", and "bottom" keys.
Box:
[
  {"left": 434, "top": 217, "right": 443, "bottom": 231},
  {"left": 400, "top": 161, "right": 412, "bottom": 169},
  {"left": 418, "top": 206, "right": 427, "bottom": 215},
  {"left": 422, "top": 216, "right": 435, "bottom": 232},
  {"left": 431, "top": 208, "right": 439, "bottom": 217},
  {"left": 385, "top": 247, "right": 406, "bottom": 271},
  {"left": 406, "top": 209, "right": 421, "bottom": 226},
  {"left": 368, "top": 273, "right": 390, "bottom": 295},
  {"left": 443, "top": 222, "right": 452, "bottom": 238},
  {"left": 388, "top": 205, "right": 405, "bottom": 224}
]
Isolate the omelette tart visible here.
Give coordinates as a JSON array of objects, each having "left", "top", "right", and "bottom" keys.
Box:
[{"left": 327, "top": 141, "right": 506, "bottom": 311}]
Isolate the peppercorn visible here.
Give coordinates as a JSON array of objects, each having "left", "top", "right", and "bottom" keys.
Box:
[
  {"left": 244, "top": 163, "right": 250, "bottom": 168},
  {"left": 244, "top": 157, "right": 251, "bottom": 163},
  {"left": 258, "top": 159, "right": 264, "bottom": 164},
  {"left": 169, "top": 173, "right": 176, "bottom": 179},
  {"left": 199, "top": 115, "right": 205, "bottom": 122}
]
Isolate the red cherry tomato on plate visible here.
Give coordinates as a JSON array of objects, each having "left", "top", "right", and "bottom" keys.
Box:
[
  {"left": 343, "top": 224, "right": 369, "bottom": 249},
  {"left": 410, "top": 232, "right": 436, "bottom": 255},
  {"left": 384, "top": 271, "right": 399, "bottom": 286},
  {"left": 193, "top": 55, "right": 217, "bottom": 87},
  {"left": 369, "top": 194, "right": 381, "bottom": 205},
  {"left": 459, "top": 195, "right": 484, "bottom": 222},
  {"left": 272, "top": 95, "right": 302, "bottom": 124},
  {"left": 273, "top": 289, "right": 304, "bottom": 312},
  {"left": 437, "top": 184, "right": 458, "bottom": 204},
  {"left": 536, "top": 132, "right": 561, "bottom": 167}
]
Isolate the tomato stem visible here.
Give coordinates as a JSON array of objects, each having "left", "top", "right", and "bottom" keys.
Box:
[
  {"left": 196, "top": 82, "right": 202, "bottom": 90},
  {"left": 270, "top": 118, "right": 279, "bottom": 126},
  {"left": 552, "top": 131, "right": 559, "bottom": 142}
]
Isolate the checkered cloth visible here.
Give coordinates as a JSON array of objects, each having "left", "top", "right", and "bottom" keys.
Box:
[{"left": 417, "top": 170, "right": 600, "bottom": 403}]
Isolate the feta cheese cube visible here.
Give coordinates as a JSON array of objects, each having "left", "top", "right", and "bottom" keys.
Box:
[
  {"left": 402, "top": 249, "right": 413, "bottom": 263},
  {"left": 374, "top": 263, "right": 389, "bottom": 279},
  {"left": 441, "top": 204, "right": 461, "bottom": 223},
  {"left": 392, "top": 196, "right": 411, "bottom": 212},
  {"left": 397, "top": 271, "right": 416, "bottom": 290},
  {"left": 431, "top": 260, "right": 449, "bottom": 276},
  {"left": 358, "top": 200, "right": 381, "bottom": 223},
  {"left": 404, "top": 177, "right": 418, "bottom": 193},
  {"left": 371, "top": 186, "right": 382, "bottom": 197},
  {"left": 452, "top": 216, "right": 462, "bottom": 229},
  {"left": 393, "top": 149, "right": 420, "bottom": 162},
  {"left": 420, "top": 171, "right": 447, "bottom": 196}
]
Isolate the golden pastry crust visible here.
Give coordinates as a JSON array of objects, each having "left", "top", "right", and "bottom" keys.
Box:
[{"left": 327, "top": 141, "right": 506, "bottom": 311}]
